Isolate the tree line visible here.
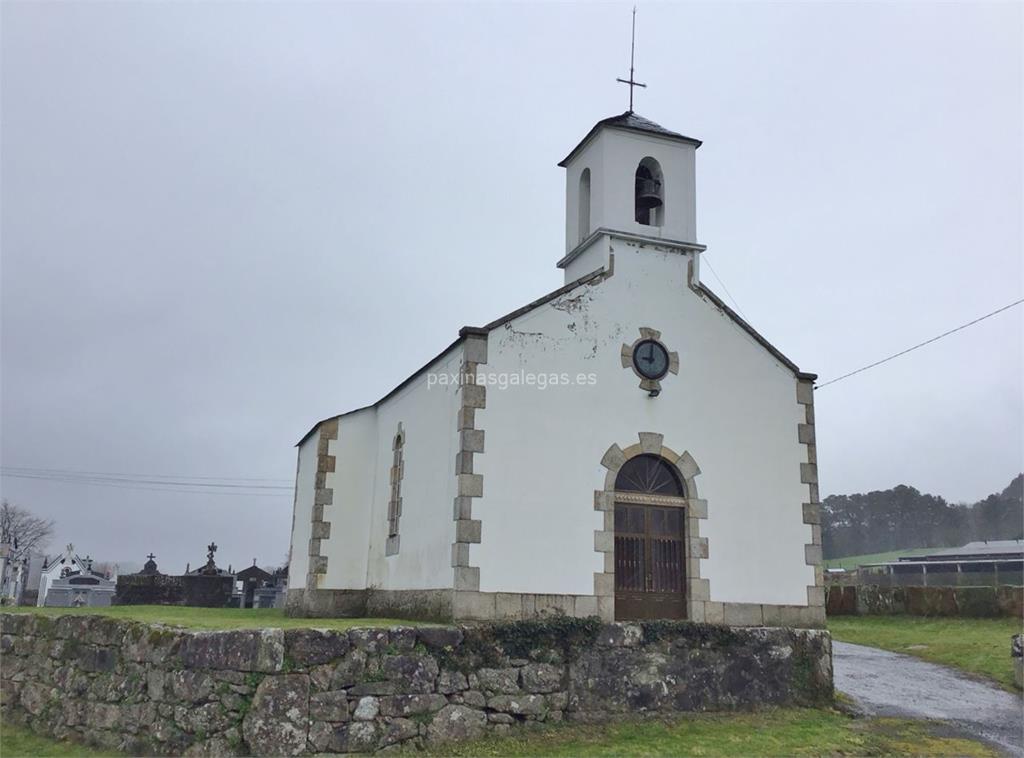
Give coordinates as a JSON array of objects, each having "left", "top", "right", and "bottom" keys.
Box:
[{"left": 822, "top": 474, "right": 1023, "bottom": 559}]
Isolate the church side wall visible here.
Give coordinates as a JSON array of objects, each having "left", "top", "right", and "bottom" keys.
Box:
[
  {"left": 321, "top": 409, "right": 378, "bottom": 591},
  {"left": 473, "top": 239, "right": 818, "bottom": 621},
  {"left": 288, "top": 348, "right": 463, "bottom": 618},
  {"left": 286, "top": 435, "right": 318, "bottom": 591},
  {"left": 364, "top": 348, "right": 462, "bottom": 593}
]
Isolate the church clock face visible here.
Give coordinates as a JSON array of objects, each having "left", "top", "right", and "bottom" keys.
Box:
[
  {"left": 632, "top": 339, "right": 669, "bottom": 380},
  {"left": 621, "top": 328, "right": 679, "bottom": 395}
]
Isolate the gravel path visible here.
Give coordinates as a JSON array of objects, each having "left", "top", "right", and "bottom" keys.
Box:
[{"left": 833, "top": 640, "right": 1023, "bottom": 756}]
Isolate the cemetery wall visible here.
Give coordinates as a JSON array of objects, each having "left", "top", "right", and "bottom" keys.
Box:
[
  {"left": 0, "top": 613, "right": 832, "bottom": 756},
  {"left": 114, "top": 574, "right": 235, "bottom": 608},
  {"left": 825, "top": 584, "right": 1023, "bottom": 618}
]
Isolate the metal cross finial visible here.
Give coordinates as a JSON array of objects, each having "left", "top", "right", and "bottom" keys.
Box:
[
  {"left": 147, "top": 553, "right": 156, "bottom": 562},
  {"left": 616, "top": 6, "right": 647, "bottom": 112}
]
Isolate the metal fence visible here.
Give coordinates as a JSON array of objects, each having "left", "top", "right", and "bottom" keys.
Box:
[{"left": 842, "top": 559, "right": 1024, "bottom": 588}]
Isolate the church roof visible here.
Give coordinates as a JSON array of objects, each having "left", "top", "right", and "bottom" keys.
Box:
[{"left": 558, "top": 111, "right": 702, "bottom": 167}]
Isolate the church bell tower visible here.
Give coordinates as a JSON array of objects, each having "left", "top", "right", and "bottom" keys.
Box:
[{"left": 557, "top": 112, "right": 703, "bottom": 283}]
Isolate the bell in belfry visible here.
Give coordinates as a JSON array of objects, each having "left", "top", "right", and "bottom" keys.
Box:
[
  {"left": 635, "top": 164, "right": 663, "bottom": 209},
  {"left": 636, "top": 177, "right": 663, "bottom": 209}
]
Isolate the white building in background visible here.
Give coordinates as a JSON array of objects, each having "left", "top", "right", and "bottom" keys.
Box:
[
  {"left": 287, "top": 111, "right": 824, "bottom": 626},
  {"left": 37, "top": 544, "right": 117, "bottom": 607}
]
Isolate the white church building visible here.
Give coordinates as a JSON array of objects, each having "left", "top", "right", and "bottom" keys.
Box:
[{"left": 287, "top": 111, "right": 824, "bottom": 627}]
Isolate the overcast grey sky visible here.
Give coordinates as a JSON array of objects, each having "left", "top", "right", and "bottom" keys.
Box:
[{"left": 2, "top": 1, "right": 1020, "bottom": 572}]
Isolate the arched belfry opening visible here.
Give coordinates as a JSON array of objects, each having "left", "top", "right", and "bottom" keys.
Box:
[
  {"left": 613, "top": 453, "right": 687, "bottom": 619},
  {"left": 578, "top": 168, "right": 591, "bottom": 243},
  {"left": 634, "top": 157, "right": 664, "bottom": 226}
]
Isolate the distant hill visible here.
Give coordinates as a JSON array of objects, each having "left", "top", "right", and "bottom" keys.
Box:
[{"left": 821, "top": 474, "right": 1023, "bottom": 560}]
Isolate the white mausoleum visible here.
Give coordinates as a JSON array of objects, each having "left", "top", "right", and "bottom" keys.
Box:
[{"left": 287, "top": 112, "right": 824, "bottom": 626}]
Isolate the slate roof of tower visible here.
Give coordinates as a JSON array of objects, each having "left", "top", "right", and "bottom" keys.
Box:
[{"left": 558, "top": 111, "right": 702, "bottom": 167}]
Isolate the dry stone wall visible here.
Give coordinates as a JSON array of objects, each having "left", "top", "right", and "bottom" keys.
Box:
[
  {"left": 825, "top": 584, "right": 1023, "bottom": 618},
  {"left": 0, "top": 614, "right": 832, "bottom": 756}
]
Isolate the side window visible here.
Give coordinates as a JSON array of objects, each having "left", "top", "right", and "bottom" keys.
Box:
[
  {"left": 578, "top": 167, "right": 591, "bottom": 243},
  {"left": 386, "top": 423, "right": 405, "bottom": 556}
]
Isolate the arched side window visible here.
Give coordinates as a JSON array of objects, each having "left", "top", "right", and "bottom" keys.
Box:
[
  {"left": 614, "top": 453, "right": 685, "bottom": 496},
  {"left": 386, "top": 424, "right": 405, "bottom": 555},
  {"left": 578, "top": 168, "right": 592, "bottom": 243},
  {"left": 634, "top": 157, "right": 664, "bottom": 227}
]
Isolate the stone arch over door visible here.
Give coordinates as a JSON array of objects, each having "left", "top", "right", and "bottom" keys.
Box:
[{"left": 594, "top": 433, "right": 710, "bottom": 622}]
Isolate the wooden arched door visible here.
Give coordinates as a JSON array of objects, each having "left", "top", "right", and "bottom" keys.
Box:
[{"left": 613, "top": 454, "right": 688, "bottom": 620}]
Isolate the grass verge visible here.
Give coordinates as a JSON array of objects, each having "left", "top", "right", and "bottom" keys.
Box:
[
  {"left": 828, "top": 615, "right": 1023, "bottom": 690},
  {"left": 2, "top": 709, "right": 997, "bottom": 758},
  {"left": 0, "top": 605, "right": 427, "bottom": 631},
  {"left": 419, "top": 708, "right": 997, "bottom": 756},
  {"left": 0, "top": 722, "right": 116, "bottom": 757}
]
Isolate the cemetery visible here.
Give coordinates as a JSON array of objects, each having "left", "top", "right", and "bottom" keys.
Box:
[{"left": 113, "top": 545, "right": 287, "bottom": 610}]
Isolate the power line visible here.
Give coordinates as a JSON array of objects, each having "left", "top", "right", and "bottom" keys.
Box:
[
  {"left": 0, "top": 465, "right": 294, "bottom": 497},
  {"left": 0, "top": 471, "right": 292, "bottom": 497},
  {"left": 816, "top": 298, "right": 1024, "bottom": 390},
  {"left": 0, "top": 465, "right": 291, "bottom": 484},
  {"left": 701, "top": 254, "right": 749, "bottom": 322}
]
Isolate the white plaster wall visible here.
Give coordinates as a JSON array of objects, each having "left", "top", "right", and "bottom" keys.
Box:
[
  {"left": 564, "top": 131, "right": 608, "bottom": 251},
  {"left": 474, "top": 239, "right": 815, "bottom": 606},
  {"left": 562, "top": 236, "right": 611, "bottom": 283},
  {"left": 364, "top": 349, "right": 462, "bottom": 590},
  {"left": 322, "top": 408, "right": 378, "bottom": 590},
  {"left": 564, "top": 128, "right": 697, "bottom": 253},
  {"left": 286, "top": 435, "right": 318, "bottom": 590},
  {"left": 290, "top": 346, "right": 462, "bottom": 594}
]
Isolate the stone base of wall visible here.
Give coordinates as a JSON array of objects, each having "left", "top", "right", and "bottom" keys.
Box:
[
  {"left": 287, "top": 588, "right": 826, "bottom": 627},
  {"left": 285, "top": 589, "right": 374, "bottom": 619},
  {"left": 0, "top": 613, "right": 832, "bottom": 756},
  {"left": 826, "top": 584, "right": 1023, "bottom": 618},
  {"left": 285, "top": 589, "right": 457, "bottom": 622},
  {"left": 285, "top": 588, "right": 605, "bottom": 623}
]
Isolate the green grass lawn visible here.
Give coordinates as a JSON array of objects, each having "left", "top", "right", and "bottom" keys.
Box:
[
  {"left": 0, "top": 723, "right": 117, "bottom": 757},
  {"left": 421, "top": 708, "right": 996, "bottom": 757},
  {"left": 823, "top": 548, "right": 939, "bottom": 570},
  {"left": 828, "top": 615, "right": 1023, "bottom": 690},
  {"left": 0, "top": 605, "right": 426, "bottom": 631},
  {"left": 2, "top": 710, "right": 996, "bottom": 758}
]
